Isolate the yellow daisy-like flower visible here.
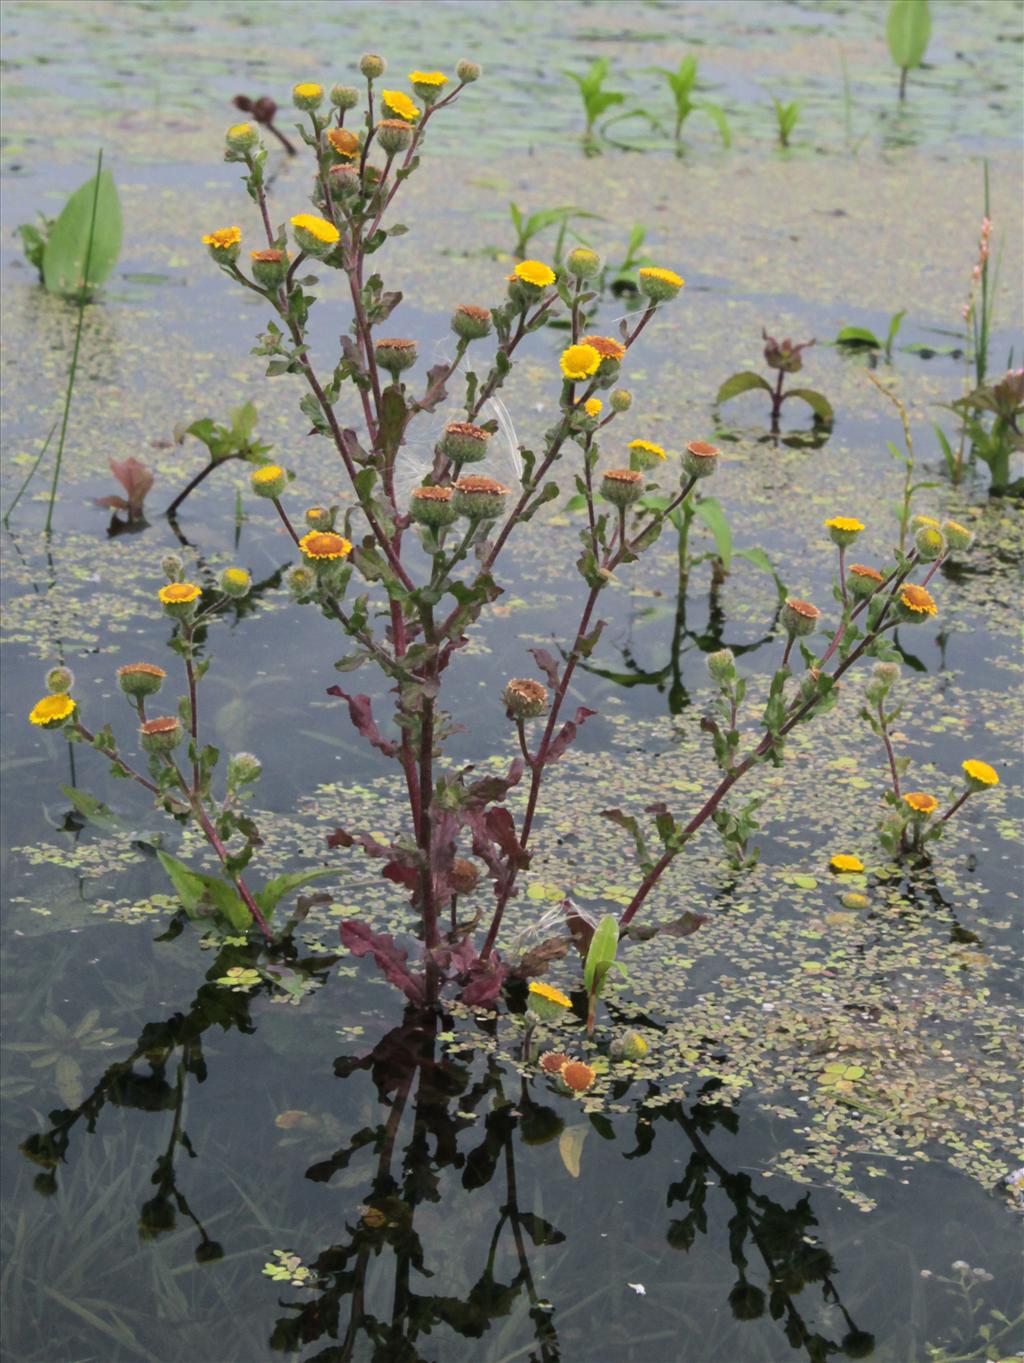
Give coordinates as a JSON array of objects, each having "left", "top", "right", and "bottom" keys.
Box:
[
  {"left": 560, "top": 343, "right": 601, "bottom": 381},
  {"left": 962, "top": 759, "right": 998, "bottom": 786},
  {"left": 201, "top": 226, "right": 241, "bottom": 250},
  {"left": 227, "top": 123, "right": 252, "bottom": 141},
  {"left": 528, "top": 980, "right": 571, "bottom": 1009},
  {"left": 640, "top": 267, "right": 684, "bottom": 288},
  {"left": 899, "top": 583, "right": 937, "bottom": 616},
  {"left": 252, "top": 464, "right": 285, "bottom": 487},
  {"left": 293, "top": 82, "right": 323, "bottom": 100},
  {"left": 380, "top": 89, "right": 421, "bottom": 122},
  {"left": 628, "top": 439, "right": 666, "bottom": 461},
  {"left": 584, "top": 398, "right": 603, "bottom": 418},
  {"left": 299, "top": 531, "right": 353, "bottom": 561},
  {"left": 829, "top": 854, "right": 864, "bottom": 873},
  {"left": 290, "top": 214, "right": 340, "bottom": 245},
  {"left": 824, "top": 516, "right": 864, "bottom": 534},
  {"left": 158, "top": 582, "right": 201, "bottom": 606},
  {"left": 514, "top": 259, "right": 556, "bottom": 289},
  {"left": 409, "top": 70, "right": 448, "bottom": 87},
  {"left": 904, "top": 791, "right": 938, "bottom": 815},
  {"left": 29, "top": 694, "right": 75, "bottom": 727}
]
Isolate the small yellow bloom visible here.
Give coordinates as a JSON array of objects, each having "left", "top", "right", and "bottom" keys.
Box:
[
  {"left": 628, "top": 439, "right": 666, "bottom": 461},
  {"left": 911, "top": 514, "right": 940, "bottom": 530},
  {"left": 293, "top": 82, "right": 323, "bottom": 100},
  {"left": 638, "top": 266, "right": 685, "bottom": 300},
  {"left": 299, "top": 531, "right": 353, "bottom": 561},
  {"left": 158, "top": 582, "right": 201, "bottom": 606},
  {"left": 29, "top": 694, "right": 75, "bottom": 727},
  {"left": 584, "top": 398, "right": 603, "bottom": 418},
  {"left": 252, "top": 464, "right": 285, "bottom": 487},
  {"left": 380, "top": 89, "right": 421, "bottom": 122},
  {"left": 640, "top": 267, "right": 684, "bottom": 288},
  {"left": 904, "top": 791, "right": 938, "bottom": 814},
  {"left": 824, "top": 517, "right": 864, "bottom": 534},
  {"left": 223, "top": 568, "right": 250, "bottom": 589},
  {"left": 290, "top": 214, "right": 340, "bottom": 245},
  {"left": 962, "top": 759, "right": 998, "bottom": 787},
  {"left": 579, "top": 334, "right": 625, "bottom": 362},
  {"left": 201, "top": 226, "right": 241, "bottom": 250},
  {"left": 409, "top": 70, "right": 448, "bottom": 87},
  {"left": 829, "top": 854, "right": 864, "bottom": 873},
  {"left": 528, "top": 980, "right": 571, "bottom": 1009},
  {"left": 514, "top": 259, "right": 556, "bottom": 289},
  {"left": 560, "top": 343, "right": 601, "bottom": 381},
  {"left": 899, "top": 583, "right": 937, "bottom": 616},
  {"left": 227, "top": 123, "right": 252, "bottom": 141}
]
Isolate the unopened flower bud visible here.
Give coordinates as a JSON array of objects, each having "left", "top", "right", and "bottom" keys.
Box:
[
  {"left": 914, "top": 525, "right": 945, "bottom": 561},
  {"left": 566, "top": 247, "right": 600, "bottom": 279},
  {"left": 375, "top": 337, "right": 417, "bottom": 378},
  {"left": 609, "top": 1030, "right": 648, "bottom": 1062},
  {"left": 846, "top": 563, "right": 883, "bottom": 599},
  {"left": 439, "top": 421, "right": 490, "bottom": 464},
  {"left": 451, "top": 303, "right": 492, "bottom": 342},
  {"left": 117, "top": 662, "right": 166, "bottom": 698},
  {"left": 359, "top": 53, "right": 386, "bottom": 80},
  {"left": 220, "top": 567, "right": 251, "bottom": 598},
  {"left": 729, "top": 1281, "right": 766, "bottom": 1321},
  {"left": 140, "top": 716, "right": 183, "bottom": 755},
  {"left": 330, "top": 84, "right": 360, "bottom": 110},
  {"left": 941, "top": 518, "right": 974, "bottom": 552},
  {"left": 638, "top": 266, "right": 684, "bottom": 302},
  {"left": 504, "top": 678, "right": 548, "bottom": 719},
  {"left": 409, "top": 485, "right": 458, "bottom": 528},
  {"left": 453, "top": 475, "right": 511, "bottom": 521},
  {"left": 611, "top": 388, "right": 632, "bottom": 413},
  {"left": 781, "top": 598, "right": 820, "bottom": 638},
  {"left": 449, "top": 858, "right": 480, "bottom": 894},
  {"left": 45, "top": 666, "right": 74, "bottom": 694},
  {"left": 161, "top": 554, "right": 183, "bottom": 581},
  {"left": 292, "top": 82, "right": 324, "bottom": 112},
  {"left": 250, "top": 248, "right": 288, "bottom": 288},
  {"left": 683, "top": 439, "right": 720, "bottom": 479},
  {"left": 873, "top": 661, "right": 900, "bottom": 687},
  {"left": 251, "top": 464, "right": 287, "bottom": 499},
  {"left": 911, "top": 513, "right": 940, "bottom": 531},
  {"left": 290, "top": 213, "right": 340, "bottom": 259},
  {"left": 455, "top": 58, "right": 481, "bottom": 84},
  {"left": 707, "top": 648, "right": 735, "bottom": 684},
  {"left": 376, "top": 118, "right": 413, "bottom": 155},
  {"left": 305, "top": 506, "right": 335, "bottom": 531},
  {"left": 601, "top": 468, "right": 644, "bottom": 507},
  {"left": 328, "top": 164, "right": 361, "bottom": 199},
  {"left": 287, "top": 565, "right": 316, "bottom": 598},
  {"left": 228, "top": 751, "right": 262, "bottom": 786},
  {"left": 225, "top": 122, "right": 259, "bottom": 154}
]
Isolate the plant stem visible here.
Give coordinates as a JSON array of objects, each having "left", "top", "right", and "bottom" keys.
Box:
[
  {"left": 3, "top": 420, "right": 58, "bottom": 526},
  {"left": 877, "top": 700, "right": 901, "bottom": 797},
  {"left": 165, "top": 458, "right": 225, "bottom": 519}
]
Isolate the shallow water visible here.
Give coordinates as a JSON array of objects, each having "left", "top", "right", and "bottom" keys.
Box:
[{"left": 2, "top": 3, "right": 1023, "bottom": 1362}]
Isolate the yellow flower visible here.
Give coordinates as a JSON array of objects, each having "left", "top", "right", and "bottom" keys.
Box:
[
  {"left": 201, "top": 226, "right": 241, "bottom": 250},
  {"left": 899, "top": 583, "right": 937, "bottom": 616},
  {"left": 579, "top": 334, "right": 625, "bottom": 361},
  {"left": 409, "top": 70, "right": 448, "bottom": 87},
  {"left": 829, "top": 854, "right": 864, "bottom": 873},
  {"left": 29, "top": 694, "right": 75, "bottom": 727},
  {"left": 514, "top": 259, "right": 556, "bottom": 289},
  {"left": 289, "top": 214, "right": 340, "bottom": 245},
  {"left": 638, "top": 266, "right": 685, "bottom": 300},
  {"left": 528, "top": 981, "right": 571, "bottom": 1009},
  {"left": 911, "top": 514, "right": 940, "bottom": 529},
  {"left": 299, "top": 531, "right": 353, "bottom": 561},
  {"left": 293, "top": 82, "right": 323, "bottom": 100},
  {"left": 252, "top": 464, "right": 285, "bottom": 487},
  {"left": 640, "top": 267, "right": 684, "bottom": 288},
  {"left": 584, "top": 398, "right": 603, "bottom": 418},
  {"left": 962, "top": 759, "right": 998, "bottom": 787},
  {"left": 158, "top": 582, "right": 201, "bottom": 605},
  {"left": 380, "top": 89, "right": 421, "bottom": 122},
  {"left": 560, "top": 343, "right": 601, "bottom": 381},
  {"left": 227, "top": 123, "right": 252, "bottom": 141},
  {"left": 628, "top": 439, "right": 666, "bottom": 461},
  {"left": 904, "top": 791, "right": 938, "bottom": 814},
  {"left": 824, "top": 516, "right": 864, "bottom": 534}
]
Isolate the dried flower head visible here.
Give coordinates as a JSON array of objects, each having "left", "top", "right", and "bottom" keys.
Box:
[
  {"left": 539, "top": 1050, "right": 571, "bottom": 1075},
  {"left": 601, "top": 467, "right": 644, "bottom": 507},
  {"left": 140, "top": 716, "right": 184, "bottom": 754},
  {"left": 559, "top": 1059, "right": 596, "bottom": 1094},
  {"left": 453, "top": 475, "right": 511, "bottom": 520},
  {"left": 451, "top": 303, "right": 492, "bottom": 341},
  {"left": 325, "top": 127, "right": 360, "bottom": 159},
  {"left": 580, "top": 334, "right": 625, "bottom": 362},
  {"left": 440, "top": 421, "right": 490, "bottom": 464},
  {"left": 505, "top": 678, "right": 548, "bottom": 719},
  {"left": 117, "top": 662, "right": 167, "bottom": 698},
  {"left": 781, "top": 597, "right": 820, "bottom": 638},
  {"left": 409, "top": 485, "right": 458, "bottom": 528},
  {"left": 683, "top": 439, "right": 720, "bottom": 479}
]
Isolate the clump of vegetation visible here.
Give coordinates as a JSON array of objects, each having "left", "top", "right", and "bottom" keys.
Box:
[
  {"left": 653, "top": 56, "right": 730, "bottom": 152},
  {"left": 95, "top": 456, "right": 154, "bottom": 530},
  {"left": 771, "top": 96, "right": 801, "bottom": 148},
  {"left": 166, "top": 401, "right": 275, "bottom": 517},
  {"left": 716, "top": 329, "right": 833, "bottom": 431}
]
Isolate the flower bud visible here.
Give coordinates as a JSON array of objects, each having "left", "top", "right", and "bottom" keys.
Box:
[
  {"left": 846, "top": 563, "right": 883, "bottom": 599},
  {"left": 824, "top": 516, "right": 865, "bottom": 548},
  {"left": 451, "top": 303, "right": 492, "bottom": 341},
  {"left": 504, "top": 678, "right": 548, "bottom": 719},
  {"left": 829, "top": 853, "right": 864, "bottom": 874},
  {"left": 201, "top": 226, "right": 241, "bottom": 264},
  {"left": 328, "top": 164, "right": 361, "bottom": 199},
  {"left": 409, "top": 70, "right": 449, "bottom": 104},
  {"left": 288, "top": 565, "right": 316, "bottom": 598},
  {"left": 225, "top": 122, "right": 259, "bottom": 154},
  {"left": 962, "top": 758, "right": 999, "bottom": 791},
  {"left": 28, "top": 694, "right": 76, "bottom": 729},
  {"left": 161, "top": 554, "right": 183, "bottom": 581},
  {"left": 375, "top": 337, "right": 418, "bottom": 378},
  {"left": 251, "top": 464, "right": 287, "bottom": 499},
  {"left": 292, "top": 82, "right": 324, "bottom": 112},
  {"left": 942, "top": 518, "right": 974, "bottom": 552},
  {"left": 325, "top": 126, "right": 359, "bottom": 161},
  {"left": 228, "top": 751, "right": 262, "bottom": 786},
  {"left": 453, "top": 475, "right": 511, "bottom": 521},
  {"left": 45, "top": 666, "right": 74, "bottom": 694},
  {"left": 330, "top": 84, "right": 360, "bottom": 110},
  {"left": 840, "top": 1329, "right": 876, "bottom": 1360},
  {"left": 706, "top": 648, "right": 736, "bottom": 684},
  {"left": 914, "top": 525, "right": 946, "bottom": 561},
  {"left": 638, "top": 266, "right": 684, "bottom": 302},
  {"left": 567, "top": 247, "right": 601, "bottom": 279},
  {"left": 781, "top": 597, "right": 820, "bottom": 638},
  {"left": 449, "top": 858, "right": 480, "bottom": 894},
  {"left": 376, "top": 118, "right": 413, "bottom": 155},
  {"left": 439, "top": 421, "right": 490, "bottom": 464},
  {"left": 250, "top": 248, "right": 288, "bottom": 288},
  {"left": 360, "top": 53, "right": 386, "bottom": 80},
  {"left": 117, "top": 662, "right": 166, "bottom": 698},
  {"left": 609, "top": 1030, "right": 649, "bottom": 1062},
  {"left": 220, "top": 567, "right": 251, "bottom": 598},
  {"left": 409, "top": 485, "right": 458, "bottom": 528},
  {"left": 601, "top": 468, "right": 644, "bottom": 507},
  {"left": 138, "top": 1195, "right": 176, "bottom": 1238},
  {"left": 873, "top": 661, "right": 900, "bottom": 687},
  {"left": 611, "top": 388, "right": 632, "bottom": 413},
  {"left": 305, "top": 506, "right": 335, "bottom": 531},
  {"left": 140, "top": 716, "right": 184, "bottom": 755},
  {"left": 895, "top": 582, "right": 937, "bottom": 623},
  {"left": 455, "top": 58, "right": 481, "bottom": 83},
  {"left": 290, "top": 213, "right": 340, "bottom": 258},
  {"left": 683, "top": 439, "right": 720, "bottom": 479},
  {"left": 911, "top": 513, "right": 940, "bottom": 531},
  {"left": 158, "top": 582, "right": 202, "bottom": 618}
]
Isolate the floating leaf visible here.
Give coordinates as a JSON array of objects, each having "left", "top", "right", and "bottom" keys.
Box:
[{"left": 558, "top": 1124, "right": 588, "bottom": 1178}]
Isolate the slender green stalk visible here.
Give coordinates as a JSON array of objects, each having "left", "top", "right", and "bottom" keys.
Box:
[
  {"left": 45, "top": 149, "right": 104, "bottom": 534},
  {"left": 2, "top": 420, "right": 57, "bottom": 526}
]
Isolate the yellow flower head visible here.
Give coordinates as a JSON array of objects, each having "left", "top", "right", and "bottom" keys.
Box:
[
  {"left": 560, "top": 343, "right": 601, "bottom": 381},
  {"left": 638, "top": 266, "right": 685, "bottom": 300},
  {"left": 290, "top": 214, "right": 340, "bottom": 245},
  {"left": 201, "top": 226, "right": 241, "bottom": 250},
  {"left": 904, "top": 791, "right": 938, "bottom": 815},
  {"left": 293, "top": 82, "right": 323, "bottom": 100},
  {"left": 528, "top": 980, "right": 571, "bottom": 1009},
  {"left": 227, "top": 123, "right": 252, "bottom": 141},
  {"left": 514, "top": 259, "right": 556, "bottom": 289},
  {"left": 825, "top": 516, "right": 864, "bottom": 534},
  {"left": 409, "top": 70, "right": 448, "bottom": 87},
  {"left": 579, "top": 334, "right": 626, "bottom": 362},
  {"left": 911, "top": 514, "right": 940, "bottom": 530},
  {"left": 299, "top": 531, "right": 353, "bottom": 561},
  {"left": 584, "top": 398, "right": 603, "bottom": 418},
  {"left": 830, "top": 854, "right": 864, "bottom": 874},
  {"left": 158, "top": 582, "right": 201, "bottom": 606},
  {"left": 223, "top": 568, "right": 250, "bottom": 589},
  {"left": 29, "top": 694, "right": 75, "bottom": 727},
  {"left": 640, "top": 267, "right": 684, "bottom": 288},
  {"left": 899, "top": 583, "right": 937, "bottom": 616},
  {"left": 252, "top": 464, "right": 285, "bottom": 487},
  {"left": 380, "top": 89, "right": 421, "bottom": 122},
  {"left": 962, "top": 759, "right": 998, "bottom": 787},
  {"left": 628, "top": 439, "right": 666, "bottom": 461}
]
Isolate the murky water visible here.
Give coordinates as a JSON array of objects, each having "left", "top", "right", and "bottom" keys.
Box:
[{"left": 2, "top": 3, "right": 1022, "bottom": 1361}]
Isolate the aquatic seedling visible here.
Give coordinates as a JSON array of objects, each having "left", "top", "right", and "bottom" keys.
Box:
[
  {"left": 947, "top": 369, "right": 1024, "bottom": 496},
  {"left": 166, "top": 400, "right": 275, "bottom": 517},
  {"left": 887, "top": 0, "right": 932, "bottom": 102},
  {"left": 771, "top": 96, "right": 801, "bottom": 148},
  {"left": 16, "top": 161, "right": 122, "bottom": 296},
  {"left": 653, "top": 56, "right": 731, "bottom": 152},
  {"left": 94, "top": 455, "right": 154, "bottom": 527},
  {"left": 582, "top": 914, "right": 626, "bottom": 1034},
  {"left": 563, "top": 57, "right": 625, "bottom": 153},
  {"left": 507, "top": 200, "right": 600, "bottom": 262},
  {"left": 834, "top": 310, "right": 906, "bottom": 361},
  {"left": 716, "top": 329, "right": 833, "bottom": 431}
]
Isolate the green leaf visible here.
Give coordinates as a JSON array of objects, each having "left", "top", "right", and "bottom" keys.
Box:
[
  {"left": 156, "top": 850, "right": 251, "bottom": 931},
  {"left": 43, "top": 167, "right": 122, "bottom": 296},
  {"left": 156, "top": 850, "right": 206, "bottom": 914},
  {"left": 884, "top": 309, "right": 906, "bottom": 354},
  {"left": 583, "top": 914, "right": 619, "bottom": 994},
  {"left": 734, "top": 547, "right": 787, "bottom": 602},
  {"left": 254, "top": 867, "right": 337, "bottom": 917},
  {"left": 699, "top": 101, "right": 731, "bottom": 148},
  {"left": 887, "top": 0, "right": 931, "bottom": 70},
  {"left": 786, "top": 388, "right": 834, "bottom": 424},
  {"left": 693, "top": 497, "right": 732, "bottom": 571},
  {"left": 715, "top": 371, "right": 773, "bottom": 404},
  {"left": 835, "top": 325, "right": 881, "bottom": 349},
  {"left": 60, "top": 785, "right": 132, "bottom": 833}
]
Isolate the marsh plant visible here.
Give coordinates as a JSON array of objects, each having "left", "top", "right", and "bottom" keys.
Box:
[
  {"left": 771, "top": 96, "right": 801, "bottom": 149},
  {"left": 653, "top": 56, "right": 731, "bottom": 152},
  {"left": 30, "top": 57, "right": 996, "bottom": 1019},
  {"left": 716, "top": 328, "right": 833, "bottom": 431},
  {"left": 887, "top": 0, "right": 932, "bottom": 102}
]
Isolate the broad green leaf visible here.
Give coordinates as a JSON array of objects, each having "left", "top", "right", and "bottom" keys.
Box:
[
  {"left": 43, "top": 168, "right": 122, "bottom": 296},
  {"left": 157, "top": 850, "right": 251, "bottom": 931},
  {"left": 735, "top": 547, "right": 787, "bottom": 602},
  {"left": 887, "top": 0, "right": 931, "bottom": 70},
  {"left": 694, "top": 497, "right": 733, "bottom": 571},
  {"left": 835, "top": 326, "right": 881, "bottom": 348},
  {"left": 700, "top": 101, "right": 731, "bottom": 148},
  {"left": 715, "top": 371, "right": 773, "bottom": 404},
  {"left": 157, "top": 850, "right": 206, "bottom": 914},
  {"left": 786, "top": 388, "right": 834, "bottom": 424},
  {"left": 60, "top": 785, "right": 131, "bottom": 833},
  {"left": 583, "top": 914, "right": 619, "bottom": 994},
  {"left": 254, "top": 867, "right": 337, "bottom": 917},
  {"left": 558, "top": 1124, "right": 588, "bottom": 1178}
]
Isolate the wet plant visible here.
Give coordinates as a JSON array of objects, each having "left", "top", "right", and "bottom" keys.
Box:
[
  {"left": 563, "top": 57, "right": 625, "bottom": 154},
  {"left": 716, "top": 329, "right": 833, "bottom": 432},
  {"left": 653, "top": 55, "right": 731, "bottom": 152},
  {"left": 15, "top": 157, "right": 122, "bottom": 296},
  {"left": 166, "top": 400, "right": 275, "bottom": 517},
  {"left": 887, "top": 0, "right": 932, "bottom": 102},
  {"left": 834, "top": 309, "right": 905, "bottom": 361},
  {"left": 95, "top": 455, "right": 154, "bottom": 529},
  {"left": 948, "top": 367, "right": 1024, "bottom": 495},
  {"left": 771, "top": 95, "right": 801, "bottom": 148}
]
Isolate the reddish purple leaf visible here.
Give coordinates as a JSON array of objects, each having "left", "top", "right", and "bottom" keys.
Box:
[
  {"left": 340, "top": 920, "right": 426, "bottom": 1004},
  {"left": 326, "top": 687, "right": 398, "bottom": 758},
  {"left": 109, "top": 456, "right": 154, "bottom": 518},
  {"left": 459, "top": 955, "right": 508, "bottom": 1007},
  {"left": 544, "top": 706, "right": 597, "bottom": 765},
  {"left": 528, "top": 648, "right": 561, "bottom": 689}
]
